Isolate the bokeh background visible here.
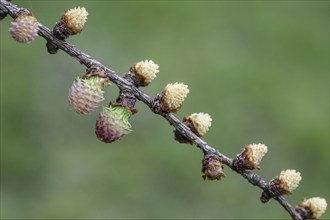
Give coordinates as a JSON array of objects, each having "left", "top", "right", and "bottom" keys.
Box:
[{"left": 1, "top": 1, "right": 329, "bottom": 219}]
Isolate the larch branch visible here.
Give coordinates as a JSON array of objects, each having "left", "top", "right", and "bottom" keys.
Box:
[{"left": 0, "top": 1, "right": 305, "bottom": 219}]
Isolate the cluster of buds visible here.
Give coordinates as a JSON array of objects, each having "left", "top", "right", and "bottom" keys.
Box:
[
  {"left": 261, "top": 169, "right": 302, "bottom": 203},
  {"left": 174, "top": 112, "right": 212, "bottom": 144},
  {"left": 68, "top": 67, "right": 110, "bottom": 114},
  {"left": 201, "top": 154, "right": 226, "bottom": 180},
  {"left": 67, "top": 59, "right": 164, "bottom": 144},
  {"left": 232, "top": 144, "right": 328, "bottom": 219},
  {"left": 53, "top": 7, "right": 88, "bottom": 40},
  {"left": 9, "top": 9, "right": 39, "bottom": 43},
  {"left": 296, "top": 197, "right": 327, "bottom": 219},
  {"left": 47, "top": 7, "right": 88, "bottom": 54},
  {"left": 152, "top": 82, "right": 189, "bottom": 113},
  {"left": 4, "top": 4, "right": 192, "bottom": 145},
  {"left": 232, "top": 143, "right": 268, "bottom": 171},
  {"left": 95, "top": 104, "right": 132, "bottom": 143},
  {"left": 129, "top": 60, "right": 159, "bottom": 87},
  {"left": 94, "top": 59, "right": 160, "bottom": 144}
]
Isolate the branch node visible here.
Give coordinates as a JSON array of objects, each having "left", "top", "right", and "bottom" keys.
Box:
[
  {"left": 114, "top": 92, "right": 138, "bottom": 114},
  {"left": 202, "top": 154, "right": 226, "bottom": 180},
  {"left": 260, "top": 190, "right": 272, "bottom": 203},
  {"left": 151, "top": 94, "right": 162, "bottom": 114},
  {"left": 173, "top": 128, "right": 193, "bottom": 144},
  {"left": 295, "top": 207, "right": 310, "bottom": 220},
  {"left": 14, "top": 8, "right": 30, "bottom": 18},
  {"left": 46, "top": 41, "right": 59, "bottom": 54},
  {"left": 84, "top": 65, "right": 109, "bottom": 82},
  {"left": 0, "top": 9, "right": 7, "bottom": 20},
  {"left": 232, "top": 154, "right": 246, "bottom": 172}
]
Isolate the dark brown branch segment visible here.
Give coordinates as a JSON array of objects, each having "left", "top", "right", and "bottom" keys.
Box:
[{"left": 0, "top": 1, "right": 303, "bottom": 219}]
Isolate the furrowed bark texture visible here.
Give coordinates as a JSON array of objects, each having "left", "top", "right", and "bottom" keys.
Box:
[{"left": 0, "top": 1, "right": 304, "bottom": 219}]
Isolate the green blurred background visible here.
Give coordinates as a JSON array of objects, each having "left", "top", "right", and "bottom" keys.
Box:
[{"left": 1, "top": 1, "right": 329, "bottom": 219}]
